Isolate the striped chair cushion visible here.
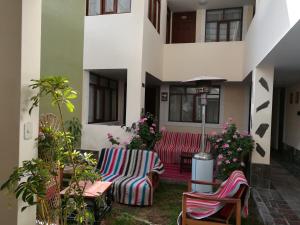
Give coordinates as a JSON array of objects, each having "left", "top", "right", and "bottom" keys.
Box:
[{"left": 97, "top": 148, "right": 164, "bottom": 206}]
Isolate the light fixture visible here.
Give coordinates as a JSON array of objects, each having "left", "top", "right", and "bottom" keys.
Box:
[{"left": 198, "top": 0, "right": 208, "bottom": 5}]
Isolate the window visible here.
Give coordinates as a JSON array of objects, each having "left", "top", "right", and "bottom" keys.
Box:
[
  {"left": 88, "top": 74, "right": 118, "bottom": 123},
  {"left": 205, "top": 8, "right": 243, "bottom": 42},
  {"left": 169, "top": 86, "right": 220, "bottom": 124},
  {"left": 148, "top": 0, "right": 161, "bottom": 32},
  {"left": 86, "top": 0, "right": 131, "bottom": 16}
]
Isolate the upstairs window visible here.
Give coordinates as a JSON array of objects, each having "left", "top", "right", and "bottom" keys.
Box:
[
  {"left": 169, "top": 86, "right": 220, "bottom": 124},
  {"left": 148, "top": 0, "right": 161, "bottom": 33},
  {"left": 86, "top": 0, "right": 131, "bottom": 16},
  {"left": 205, "top": 8, "right": 243, "bottom": 42},
  {"left": 88, "top": 74, "right": 118, "bottom": 123}
]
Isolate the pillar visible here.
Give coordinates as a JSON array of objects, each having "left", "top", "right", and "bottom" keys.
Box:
[
  {"left": 0, "top": 0, "right": 42, "bottom": 225},
  {"left": 250, "top": 66, "right": 274, "bottom": 188}
]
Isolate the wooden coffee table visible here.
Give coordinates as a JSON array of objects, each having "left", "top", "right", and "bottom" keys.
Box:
[{"left": 61, "top": 181, "right": 113, "bottom": 224}]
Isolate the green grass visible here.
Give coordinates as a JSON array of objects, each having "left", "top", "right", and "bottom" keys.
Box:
[{"left": 104, "top": 181, "right": 263, "bottom": 225}]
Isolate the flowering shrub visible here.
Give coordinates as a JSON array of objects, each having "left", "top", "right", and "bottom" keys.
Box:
[
  {"left": 209, "top": 119, "right": 254, "bottom": 180},
  {"left": 107, "top": 113, "right": 164, "bottom": 151}
]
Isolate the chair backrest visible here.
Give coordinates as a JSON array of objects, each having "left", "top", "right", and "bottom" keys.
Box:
[
  {"left": 216, "top": 170, "right": 248, "bottom": 199},
  {"left": 97, "top": 148, "right": 164, "bottom": 178}
]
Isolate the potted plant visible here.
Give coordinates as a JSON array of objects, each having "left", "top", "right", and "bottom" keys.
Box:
[
  {"left": 1, "top": 76, "right": 100, "bottom": 225},
  {"left": 107, "top": 113, "right": 164, "bottom": 150},
  {"left": 208, "top": 119, "right": 254, "bottom": 180}
]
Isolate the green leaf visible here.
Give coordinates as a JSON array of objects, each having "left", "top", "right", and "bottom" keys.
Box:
[{"left": 65, "top": 100, "right": 75, "bottom": 112}]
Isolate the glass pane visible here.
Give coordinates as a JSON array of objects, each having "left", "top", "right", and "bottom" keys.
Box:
[
  {"left": 104, "top": 0, "right": 114, "bottom": 12},
  {"left": 88, "top": 0, "right": 101, "bottom": 15},
  {"left": 224, "top": 8, "right": 242, "bottom": 20},
  {"left": 186, "top": 87, "right": 197, "bottom": 94},
  {"left": 205, "top": 22, "right": 217, "bottom": 42},
  {"left": 88, "top": 85, "right": 95, "bottom": 122},
  {"left": 169, "top": 95, "right": 181, "bottom": 121},
  {"left": 181, "top": 95, "right": 193, "bottom": 122},
  {"left": 118, "top": 0, "right": 131, "bottom": 13},
  {"left": 206, "top": 98, "right": 219, "bottom": 123},
  {"left": 195, "top": 96, "right": 202, "bottom": 122},
  {"left": 219, "top": 23, "right": 228, "bottom": 41},
  {"left": 111, "top": 90, "right": 117, "bottom": 121},
  {"left": 104, "top": 89, "right": 111, "bottom": 121},
  {"left": 96, "top": 89, "right": 104, "bottom": 120},
  {"left": 229, "top": 21, "right": 241, "bottom": 41},
  {"left": 90, "top": 74, "right": 98, "bottom": 85},
  {"left": 170, "top": 86, "right": 185, "bottom": 94},
  {"left": 100, "top": 78, "right": 108, "bottom": 87},
  {"left": 206, "top": 10, "right": 223, "bottom": 22},
  {"left": 209, "top": 87, "right": 220, "bottom": 95}
]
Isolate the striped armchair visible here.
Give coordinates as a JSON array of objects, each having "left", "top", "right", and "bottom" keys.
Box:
[{"left": 96, "top": 148, "right": 164, "bottom": 206}]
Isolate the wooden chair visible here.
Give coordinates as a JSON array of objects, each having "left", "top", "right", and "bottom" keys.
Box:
[{"left": 182, "top": 180, "right": 247, "bottom": 225}]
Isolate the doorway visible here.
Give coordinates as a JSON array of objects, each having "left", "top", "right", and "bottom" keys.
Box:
[{"left": 172, "top": 11, "right": 196, "bottom": 43}]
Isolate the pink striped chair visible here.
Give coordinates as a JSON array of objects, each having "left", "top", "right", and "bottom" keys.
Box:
[{"left": 180, "top": 170, "right": 249, "bottom": 225}]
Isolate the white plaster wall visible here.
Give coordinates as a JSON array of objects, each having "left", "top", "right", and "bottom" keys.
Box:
[
  {"left": 284, "top": 82, "right": 300, "bottom": 150},
  {"left": 162, "top": 41, "right": 245, "bottom": 82},
  {"left": 245, "top": 0, "right": 300, "bottom": 75}
]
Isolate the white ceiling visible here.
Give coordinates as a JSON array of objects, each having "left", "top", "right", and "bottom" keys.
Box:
[{"left": 168, "top": 0, "right": 254, "bottom": 12}]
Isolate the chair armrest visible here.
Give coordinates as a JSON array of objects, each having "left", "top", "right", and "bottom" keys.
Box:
[
  {"left": 183, "top": 192, "right": 240, "bottom": 204},
  {"left": 188, "top": 180, "right": 221, "bottom": 192}
]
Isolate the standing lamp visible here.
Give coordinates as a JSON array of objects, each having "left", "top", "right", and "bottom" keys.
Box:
[{"left": 182, "top": 77, "right": 226, "bottom": 193}]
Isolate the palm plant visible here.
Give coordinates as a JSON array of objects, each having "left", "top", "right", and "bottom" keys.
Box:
[{"left": 1, "top": 76, "right": 100, "bottom": 225}]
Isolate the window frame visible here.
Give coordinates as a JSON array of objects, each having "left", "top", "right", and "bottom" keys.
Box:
[
  {"left": 86, "top": 0, "right": 132, "bottom": 16},
  {"left": 88, "top": 74, "right": 119, "bottom": 124},
  {"left": 205, "top": 7, "right": 243, "bottom": 42},
  {"left": 168, "top": 86, "right": 221, "bottom": 124},
  {"left": 148, "top": 0, "right": 161, "bottom": 33}
]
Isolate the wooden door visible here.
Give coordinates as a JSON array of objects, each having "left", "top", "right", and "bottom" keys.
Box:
[{"left": 172, "top": 11, "right": 196, "bottom": 43}]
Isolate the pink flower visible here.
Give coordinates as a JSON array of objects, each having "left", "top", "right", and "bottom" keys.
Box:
[
  {"left": 160, "top": 126, "right": 167, "bottom": 132},
  {"left": 222, "top": 122, "right": 229, "bottom": 130},
  {"left": 233, "top": 158, "right": 238, "bottom": 162},
  {"left": 217, "top": 161, "right": 222, "bottom": 166},
  {"left": 237, "top": 147, "right": 242, "bottom": 152},
  {"left": 233, "top": 135, "right": 238, "bottom": 139},
  {"left": 218, "top": 154, "right": 224, "bottom": 160},
  {"left": 150, "top": 127, "right": 155, "bottom": 134},
  {"left": 225, "top": 160, "right": 230, "bottom": 164},
  {"left": 222, "top": 130, "right": 227, "bottom": 134},
  {"left": 214, "top": 144, "right": 219, "bottom": 149},
  {"left": 222, "top": 143, "right": 229, "bottom": 148},
  {"left": 107, "top": 133, "right": 113, "bottom": 138},
  {"left": 152, "top": 123, "right": 156, "bottom": 127},
  {"left": 227, "top": 151, "right": 232, "bottom": 155},
  {"left": 123, "top": 140, "right": 129, "bottom": 145}
]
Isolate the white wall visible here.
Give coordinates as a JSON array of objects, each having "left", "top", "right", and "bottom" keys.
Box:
[
  {"left": 245, "top": 0, "right": 300, "bottom": 76},
  {"left": 162, "top": 41, "right": 245, "bottom": 82},
  {"left": 284, "top": 82, "right": 300, "bottom": 150},
  {"left": 0, "top": 0, "right": 41, "bottom": 224}
]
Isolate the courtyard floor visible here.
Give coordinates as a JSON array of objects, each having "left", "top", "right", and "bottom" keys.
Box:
[{"left": 103, "top": 181, "right": 263, "bottom": 225}]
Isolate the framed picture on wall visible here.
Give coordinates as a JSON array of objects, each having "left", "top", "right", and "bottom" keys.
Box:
[
  {"left": 161, "top": 92, "right": 168, "bottom": 101},
  {"left": 290, "top": 92, "right": 294, "bottom": 104},
  {"left": 296, "top": 92, "right": 299, "bottom": 104}
]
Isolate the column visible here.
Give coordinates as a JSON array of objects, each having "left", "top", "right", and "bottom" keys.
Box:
[{"left": 250, "top": 66, "right": 274, "bottom": 188}]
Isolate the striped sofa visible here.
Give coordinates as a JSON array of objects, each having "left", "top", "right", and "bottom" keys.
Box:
[
  {"left": 154, "top": 131, "right": 211, "bottom": 164},
  {"left": 96, "top": 148, "right": 164, "bottom": 206}
]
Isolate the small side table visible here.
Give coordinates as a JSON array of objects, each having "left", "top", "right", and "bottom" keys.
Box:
[
  {"left": 180, "top": 152, "right": 194, "bottom": 173},
  {"left": 60, "top": 181, "right": 113, "bottom": 224}
]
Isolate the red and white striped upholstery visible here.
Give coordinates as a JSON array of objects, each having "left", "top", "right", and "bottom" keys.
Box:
[
  {"left": 154, "top": 131, "right": 211, "bottom": 164},
  {"left": 181, "top": 170, "right": 249, "bottom": 220}
]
